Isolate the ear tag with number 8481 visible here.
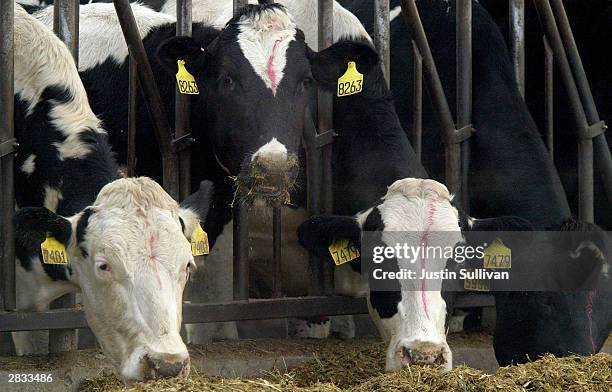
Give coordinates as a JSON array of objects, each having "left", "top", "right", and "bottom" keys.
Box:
[
  {"left": 328, "top": 239, "right": 360, "bottom": 266},
  {"left": 337, "top": 61, "right": 363, "bottom": 97},
  {"left": 41, "top": 233, "right": 68, "bottom": 265},
  {"left": 176, "top": 60, "right": 199, "bottom": 95}
]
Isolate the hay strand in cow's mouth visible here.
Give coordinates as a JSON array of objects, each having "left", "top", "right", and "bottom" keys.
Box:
[{"left": 232, "top": 155, "right": 299, "bottom": 208}]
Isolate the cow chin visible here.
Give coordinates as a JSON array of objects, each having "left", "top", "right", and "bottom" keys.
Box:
[{"left": 235, "top": 138, "right": 299, "bottom": 208}]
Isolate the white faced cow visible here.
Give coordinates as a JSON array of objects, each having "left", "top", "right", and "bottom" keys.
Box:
[
  {"left": 12, "top": 5, "right": 212, "bottom": 382},
  {"left": 299, "top": 179, "right": 460, "bottom": 371}
]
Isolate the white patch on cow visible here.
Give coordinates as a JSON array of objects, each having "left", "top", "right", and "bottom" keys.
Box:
[
  {"left": 251, "top": 137, "right": 287, "bottom": 163},
  {"left": 43, "top": 185, "right": 63, "bottom": 211},
  {"left": 236, "top": 7, "right": 297, "bottom": 95},
  {"left": 390, "top": 6, "right": 402, "bottom": 22},
  {"left": 365, "top": 179, "right": 458, "bottom": 372},
  {"left": 14, "top": 5, "right": 105, "bottom": 160},
  {"left": 20, "top": 154, "right": 36, "bottom": 176},
  {"left": 32, "top": 3, "right": 176, "bottom": 72},
  {"left": 158, "top": 1, "right": 371, "bottom": 50}
]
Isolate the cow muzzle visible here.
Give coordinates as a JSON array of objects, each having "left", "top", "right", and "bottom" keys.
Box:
[
  {"left": 236, "top": 138, "right": 298, "bottom": 205},
  {"left": 397, "top": 339, "right": 451, "bottom": 370},
  {"left": 144, "top": 351, "right": 191, "bottom": 379}
]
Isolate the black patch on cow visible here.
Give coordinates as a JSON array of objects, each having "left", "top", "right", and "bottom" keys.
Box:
[
  {"left": 179, "top": 180, "right": 215, "bottom": 235},
  {"left": 14, "top": 207, "right": 72, "bottom": 281},
  {"left": 76, "top": 208, "right": 95, "bottom": 257}
]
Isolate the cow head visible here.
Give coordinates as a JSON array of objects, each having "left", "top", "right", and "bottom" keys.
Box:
[
  {"left": 299, "top": 179, "right": 461, "bottom": 372},
  {"left": 14, "top": 178, "right": 214, "bottom": 383},
  {"left": 157, "top": 4, "right": 312, "bottom": 206}
]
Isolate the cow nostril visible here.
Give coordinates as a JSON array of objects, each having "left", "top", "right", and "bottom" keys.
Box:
[
  {"left": 399, "top": 345, "right": 445, "bottom": 366},
  {"left": 146, "top": 354, "right": 190, "bottom": 379}
]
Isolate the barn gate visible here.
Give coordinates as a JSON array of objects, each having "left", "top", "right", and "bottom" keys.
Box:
[{"left": 1, "top": 0, "right": 610, "bottom": 353}]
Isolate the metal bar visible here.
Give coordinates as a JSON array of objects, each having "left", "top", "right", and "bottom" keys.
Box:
[
  {"left": 51, "top": 0, "right": 79, "bottom": 354},
  {"left": 272, "top": 204, "right": 282, "bottom": 297},
  {"left": 233, "top": 200, "right": 249, "bottom": 301},
  {"left": 399, "top": 1, "right": 460, "bottom": 192},
  {"left": 233, "top": 0, "right": 248, "bottom": 15},
  {"left": 533, "top": 0, "right": 593, "bottom": 222},
  {"left": 549, "top": 0, "right": 612, "bottom": 211},
  {"left": 175, "top": 0, "right": 192, "bottom": 200},
  {"left": 0, "top": 293, "right": 493, "bottom": 332},
  {"left": 127, "top": 54, "right": 137, "bottom": 177},
  {"left": 113, "top": 0, "right": 179, "bottom": 199},
  {"left": 53, "top": 0, "right": 79, "bottom": 62},
  {"left": 510, "top": 0, "right": 525, "bottom": 97},
  {"left": 0, "top": 0, "right": 15, "bottom": 312},
  {"left": 304, "top": 110, "right": 324, "bottom": 296},
  {"left": 412, "top": 41, "right": 423, "bottom": 162},
  {"left": 318, "top": 0, "right": 335, "bottom": 295},
  {"left": 456, "top": 0, "right": 472, "bottom": 214},
  {"left": 544, "top": 36, "right": 554, "bottom": 158},
  {"left": 374, "top": 0, "right": 391, "bottom": 86}
]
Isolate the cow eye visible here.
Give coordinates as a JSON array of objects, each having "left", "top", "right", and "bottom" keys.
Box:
[
  {"left": 98, "top": 263, "right": 110, "bottom": 272},
  {"left": 223, "top": 76, "right": 234, "bottom": 88}
]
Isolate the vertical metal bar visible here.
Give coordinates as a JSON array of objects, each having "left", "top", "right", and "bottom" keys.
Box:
[
  {"left": 456, "top": 0, "right": 472, "bottom": 214},
  {"left": 533, "top": 0, "right": 593, "bottom": 222},
  {"left": 232, "top": 1, "right": 249, "bottom": 302},
  {"left": 0, "top": 0, "right": 16, "bottom": 312},
  {"left": 233, "top": 0, "right": 248, "bottom": 15},
  {"left": 127, "top": 54, "right": 138, "bottom": 177},
  {"left": 374, "top": 0, "right": 391, "bottom": 86},
  {"left": 412, "top": 41, "right": 423, "bottom": 162},
  {"left": 113, "top": 0, "right": 179, "bottom": 199},
  {"left": 549, "top": 0, "right": 612, "bottom": 210},
  {"left": 272, "top": 205, "right": 282, "bottom": 298},
  {"left": 304, "top": 110, "right": 324, "bottom": 296},
  {"left": 175, "top": 0, "right": 192, "bottom": 200},
  {"left": 318, "top": 0, "right": 334, "bottom": 295},
  {"left": 400, "top": 1, "right": 459, "bottom": 194},
  {"left": 233, "top": 201, "right": 249, "bottom": 301},
  {"left": 544, "top": 36, "right": 554, "bottom": 158},
  {"left": 51, "top": 0, "right": 79, "bottom": 353},
  {"left": 510, "top": 0, "right": 525, "bottom": 97}
]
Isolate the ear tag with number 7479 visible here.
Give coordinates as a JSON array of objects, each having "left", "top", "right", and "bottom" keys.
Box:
[
  {"left": 328, "top": 239, "right": 360, "bottom": 266},
  {"left": 337, "top": 61, "right": 363, "bottom": 97}
]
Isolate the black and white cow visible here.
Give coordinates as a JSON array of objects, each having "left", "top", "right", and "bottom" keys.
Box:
[
  {"left": 339, "top": 0, "right": 611, "bottom": 365},
  {"left": 12, "top": 5, "right": 213, "bottom": 382}
]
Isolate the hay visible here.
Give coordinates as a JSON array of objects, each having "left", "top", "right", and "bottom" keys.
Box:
[
  {"left": 78, "top": 345, "right": 611, "bottom": 392},
  {"left": 233, "top": 155, "right": 299, "bottom": 207}
]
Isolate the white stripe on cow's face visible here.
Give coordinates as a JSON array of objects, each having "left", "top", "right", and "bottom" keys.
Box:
[
  {"left": 21, "top": 154, "right": 36, "bottom": 176},
  {"left": 32, "top": 3, "right": 176, "bottom": 72},
  {"left": 236, "top": 7, "right": 297, "bottom": 96}
]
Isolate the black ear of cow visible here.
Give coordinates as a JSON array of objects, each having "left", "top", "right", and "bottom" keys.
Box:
[
  {"left": 14, "top": 207, "right": 73, "bottom": 250},
  {"left": 308, "top": 40, "right": 380, "bottom": 88},
  {"left": 297, "top": 214, "right": 362, "bottom": 262},
  {"left": 156, "top": 36, "right": 207, "bottom": 76}
]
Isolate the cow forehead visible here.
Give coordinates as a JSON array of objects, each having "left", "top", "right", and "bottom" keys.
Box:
[{"left": 235, "top": 7, "right": 298, "bottom": 95}]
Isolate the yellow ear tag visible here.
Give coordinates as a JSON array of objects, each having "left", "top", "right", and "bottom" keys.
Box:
[
  {"left": 328, "top": 239, "right": 360, "bottom": 266},
  {"left": 463, "top": 269, "right": 491, "bottom": 292},
  {"left": 483, "top": 238, "right": 511, "bottom": 269},
  {"left": 40, "top": 233, "right": 68, "bottom": 265},
  {"left": 337, "top": 61, "right": 363, "bottom": 97},
  {"left": 191, "top": 221, "right": 209, "bottom": 256},
  {"left": 176, "top": 60, "right": 199, "bottom": 95}
]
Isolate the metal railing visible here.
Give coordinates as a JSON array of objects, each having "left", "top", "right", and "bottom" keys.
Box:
[{"left": 2, "top": 0, "right": 608, "bottom": 338}]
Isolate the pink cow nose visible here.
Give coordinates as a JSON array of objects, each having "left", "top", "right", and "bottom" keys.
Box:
[
  {"left": 399, "top": 341, "right": 446, "bottom": 366},
  {"left": 144, "top": 351, "right": 190, "bottom": 379}
]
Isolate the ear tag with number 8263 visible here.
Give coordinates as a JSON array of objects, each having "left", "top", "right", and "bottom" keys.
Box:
[
  {"left": 191, "top": 221, "right": 210, "bottom": 256},
  {"left": 337, "top": 61, "right": 363, "bottom": 97},
  {"left": 328, "top": 239, "right": 360, "bottom": 266},
  {"left": 41, "top": 233, "right": 68, "bottom": 265},
  {"left": 176, "top": 60, "right": 199, "bottom": 95}
]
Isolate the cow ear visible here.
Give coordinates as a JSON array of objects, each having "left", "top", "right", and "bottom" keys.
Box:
[
  {"left": 308, "top": 40, "right": 379, "bottom": 88},
  {"left": 14, "top": 207, "right": 74, "bottom": 255},
  {"left": 298, "top": 215, "right": 362, "bottom": 263},
  {"left": 467, "top": 216, "right": 534, "bottom": 232},
  {"left": 178, "top": 180, "right": 215, "bottom": 240},
  {"left": 156, "top": 36, "right": 208, "bottom": 76}
]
